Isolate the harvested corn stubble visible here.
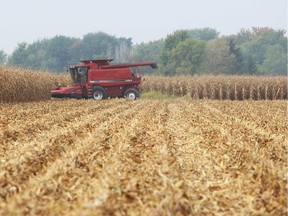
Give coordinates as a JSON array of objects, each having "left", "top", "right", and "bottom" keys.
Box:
[{"left": 0, "top": 99, "right": 286, "bottom": 215}]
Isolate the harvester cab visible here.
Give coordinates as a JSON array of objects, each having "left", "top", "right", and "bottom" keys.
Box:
[
  {"left": 51, "top": 59, "right": 157, "bottom": 100},
  {"left": 70, "top": 67, "right": 88, "bottom": 83}
]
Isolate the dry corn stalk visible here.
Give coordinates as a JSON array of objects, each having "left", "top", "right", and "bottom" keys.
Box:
[
  {"left": 141, "top": 75, "right": 287, "bottom": 100},
  {"left": 0, "top": 66, "right": 72, "bottom": 103}
]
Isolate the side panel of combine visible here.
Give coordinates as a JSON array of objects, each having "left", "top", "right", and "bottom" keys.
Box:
[{"left": 90, "top": 68, "right": 132, "bottom": 83}]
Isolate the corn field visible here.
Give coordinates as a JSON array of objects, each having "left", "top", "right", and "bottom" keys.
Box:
[
  {"left": 0, "top": 66, "right": 71, "bottom": 103},
  {"left": 0, "top": 67, "right": 287, "bottom": 214},
  {"left": 141, "top": 75, "right": 287, "bottom": 100},
  {"left": 0, "top": 99, "right": 286, "bottom": 215},
  {"left": 1, "top": 67, "right": 287, "bottom": 103}
]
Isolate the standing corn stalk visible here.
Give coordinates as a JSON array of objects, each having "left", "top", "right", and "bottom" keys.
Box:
[
  {"left": 0, "top": 66, "right": 71, "bottom": 103},
  {"left": 141, "top": 75, "right": 286, "bottom": 100}
]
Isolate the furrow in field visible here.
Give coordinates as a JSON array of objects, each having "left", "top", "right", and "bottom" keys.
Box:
[
  {"left": 0, "top": 99, "right": 119, "bottom": 158},
  {"left": 0, "top": 99, "right": 286, "bottom": 215},
  {"left": 232, "top": 101, "right": 285, "bottom": 133},
  {"left": 0, "top": 99, "right": 155, "bottom": 215},
  {"left": 201, "top": 101, "right": 286, "bottom": 167},
  {"left": 203, "top": 101, "right": 286, "bottom": 134},
  {"left": 162, "top": 100, "right": 236, "bottom": 214},
  {"left": 186, "top": 101, "right": 287, "bottom": 215},
  {"left": 0, "top": 99, "right": 136, "bottom": 203},
  {"left": 84, "top": 100, "right": 174, "bottom": 215}
]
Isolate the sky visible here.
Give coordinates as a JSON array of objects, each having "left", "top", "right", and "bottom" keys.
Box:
[{"left": 0, "top": 0, "right": 287, "bottom": 54}]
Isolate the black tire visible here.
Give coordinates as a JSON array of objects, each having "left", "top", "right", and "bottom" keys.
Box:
[
  {"left": 124, "top": 88, "right": 140, "bottom": 100},
  {"left": 92, "top": 86, "right": 107, "bottom": 100}
]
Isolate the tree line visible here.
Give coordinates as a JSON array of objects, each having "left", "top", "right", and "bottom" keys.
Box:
[{"left": 0, "top": 27, "right": 287, "bottom": 75}]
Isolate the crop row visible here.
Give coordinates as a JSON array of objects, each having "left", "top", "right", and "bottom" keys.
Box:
[
  {"left": 1, "top": 66, "right": 286, "bottom": 103},
  {"left": 0, "top": 99, "right": 286, "bottom": 215},
  {"left": 0, "top": 66, "right": 71, "bottom": 103},
  {"left": 141, "top": 75, "right": 287, "bottom": 100}
]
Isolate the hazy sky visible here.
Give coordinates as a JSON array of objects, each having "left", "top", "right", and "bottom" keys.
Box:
[{"left": 0, "top": 0, "right": 287, "bottom": 54}]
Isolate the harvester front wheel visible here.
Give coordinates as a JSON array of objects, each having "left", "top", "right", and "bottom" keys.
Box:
[
  {"left": 124, "top": 88, "right": 140, "bottom": 100},
  {"left": 92, "top": 86, "right": 107, "bottom": 100}
]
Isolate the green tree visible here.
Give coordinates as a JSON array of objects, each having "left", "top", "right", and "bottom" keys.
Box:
[
  {"left": 8, "top": 42, "right": 28, "bottom": 67},
  {"left": 235, "top": 28, "right": 255, "bottom": 44},
  {"left": 24, "top": 40, "right": 49, "bottom": 70},
  {"left": 188, "top": 28, "right": 219, "bottom": 41},
  {"left": 167, "top": 38, "right": 206, "bottom": 75},
  {"left": 247, "top": 29, "right": 286, "bottom": 65},
  {"left": 81, "top": 32, "right": 114, "bottom": 59},
  {"left": 81, "top": 32, "right": 132, "bottom": 62},
  {"left": 0, "top": 50, "right": 7, "bottom": 64},
  {"left": 132, "top": 39, "right": 163, "bottom": 62},
  {"left": 19, "top": 36, "right": 79, "bottom": 72},
  {"left": 69, "top": 39, "right": 82, "bottom": 64},
  {"left": 114, "top": 38, "right": 133, "bottom": 63},
  {"left": 7, "top": 32, "right": 134, "bottom": 72},
  {"left": 202, "top": 37, "right": 238, "bottom": 74},
  {"left": 235, "top": 27, "right": 287, "bottom": 74},
  {"left": 260, "top": 45, "right": 287, "bottom": 75},
  {"left": 131, "top": 39, "right": 163, "bottom": 73},
  {"left": 163, "top": 30, "right": 190, "bottom": 52},
  {"left": 159, "top": 30, "right": 190, "bottom": 75},
  {"left": 241, "top": 55, "right": 258, "bottom": 74},
  {"left": 47, "top": 35, "right": 79, "bottom": 71}
]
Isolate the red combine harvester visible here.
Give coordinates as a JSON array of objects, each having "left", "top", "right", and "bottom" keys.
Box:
[{"left": 51, "top": 59, "right": 157, "bottom": 100}]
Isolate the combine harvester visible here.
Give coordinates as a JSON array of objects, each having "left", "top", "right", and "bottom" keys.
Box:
[{"left": 52, "top": 59, "right": 157, "bottom": 100}]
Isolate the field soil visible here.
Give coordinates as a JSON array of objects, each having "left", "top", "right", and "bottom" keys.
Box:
[{"left": 0, "top": 98, "right": 286, "bottom": 215}]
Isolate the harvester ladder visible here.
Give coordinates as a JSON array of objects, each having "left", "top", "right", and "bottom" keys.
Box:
[{"left": 87, "top": 86, "right": 93, "bottom": 98}]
